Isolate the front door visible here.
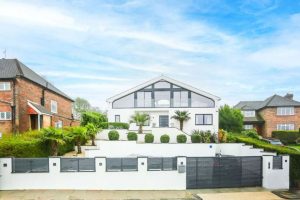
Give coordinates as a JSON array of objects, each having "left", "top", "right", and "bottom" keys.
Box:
[{"left": 159, "top": 115, "right": 169, "bottom": 127}]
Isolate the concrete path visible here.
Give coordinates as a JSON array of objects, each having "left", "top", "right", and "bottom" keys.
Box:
[{"left": 198, "top": 191, "right": 282, "bottom": 200}]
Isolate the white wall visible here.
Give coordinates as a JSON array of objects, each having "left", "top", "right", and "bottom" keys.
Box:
[
  {"left": 262, "top": 155, "right": 290, "bottom": 190},
  {"left": 0, "top": 157, "right": 186, "bottom": 190}
]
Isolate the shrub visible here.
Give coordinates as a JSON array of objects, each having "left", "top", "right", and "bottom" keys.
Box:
[
  {"left": 226, "top": 133, "right": 237, "bottom": 143},
  {"left": 242, "top": 129, "right": 259, "bottom": 139},
  {"left": 160, "top": 134, "right": 170, "bottom": 143},
  {"left": 99, "top": 122, "right": 129, "bottom": 129},
  {"left": 296, "top": 137, "right": 300, "bottom": 144},
  {"left": 127, "top": 132, "right": 138, "bottom": 141},
  {"left": 210, "top": 133, "right": 218, "bottom": 143},
  {"left": 81, "top": 111, "right": 107, "bottom": 127},
  {"left": 145, "top": 133, "right": 154, "bottom": 143},
  {"left": 191, "top": 131, "right": 201, "bottom": 143},
  {"left": 191, "top": 130, "right": 211, "bottom": 143},
  {"left": 272, "top": 131, "right": 300, "bottom": 145},
  {"left": 108, "top": 130, "right": 119, "bottom": 140},
  {"left": 177, "top": 134, "right": 187, "bottom": 143},
  {"left": 218, "top": 129, "right": 227, "bottom": 143}
]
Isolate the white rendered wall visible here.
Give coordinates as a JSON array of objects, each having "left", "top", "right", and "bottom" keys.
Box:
[
  {"left": 262, "top": 155, "right": 290, "bottom": 190},
  {"left": 0, "top": 157, "right": 186, "bottom": 190}
]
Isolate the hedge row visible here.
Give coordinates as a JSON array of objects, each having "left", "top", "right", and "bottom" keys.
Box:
[
  {"left": 99, "top": 122, "right": 129, "bottom": 129},
  {"left": 272, "top": 131, "right": 300, "bottom": 145}
]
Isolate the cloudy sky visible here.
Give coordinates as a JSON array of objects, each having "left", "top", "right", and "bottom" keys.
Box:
[{"left": 0, "top": 0, "right": 300, "bottom": 109}]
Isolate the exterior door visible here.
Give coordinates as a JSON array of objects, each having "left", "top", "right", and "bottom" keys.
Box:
[{"left": 159, "top": 115, "right": 169, "bottom": 127}]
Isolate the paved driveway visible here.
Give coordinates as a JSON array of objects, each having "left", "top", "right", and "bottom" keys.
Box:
[{"left": 198, "top": 191, "right": 282, "bottom": 200}]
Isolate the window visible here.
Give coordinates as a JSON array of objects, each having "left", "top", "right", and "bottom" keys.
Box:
[
  {"left": 191, "top": 92, "right": 214, "bottom": 107},
  {"left": 242, "top": 110, "right": 255, "bottom": 117},
  {"left": 173, "top": 91, "right": 188, "bottom": 107},
  {"left": 0, "top": 112, "right": 11, "bottom": 120},
  {"left": 137, "top": 91, "right": 152, "bottom": 107},
  {"left": 277, "top": 124, "right": 295, "bottom": 131},
  {"left": 51, "top": 100, "right": 58, "bottom": 113},
  {"left": 106, "top": 158, "right": 138, "bottom": 172},
  {"left": 115, "top": 115, "right": 120, "bottom": 122},
  {"left": 154, "top": 91, "right": 170, "bottom": 107},
  {"left": 147, "top": 157, "right": 177, "bottom": 171},
  {"left": 244, "top": 124, "right": 254, "bottom": 130},
  {"left": 113, "top": 93, "right": 134, "bottom": 108},
  {"left": 195, "top": 114, "right": 213, "bottom": 125},
  {"left": 154, "top": 81, "right": 170, "bottom": 88},
  {"left": 55, "top": 120, "right": 63, "bottom": 128},
  {"left": 0, "top": 82, "right": 11, "bottom": 91},
  {"left": 277, "top": 107, "right": 294, "bottom": 116}
]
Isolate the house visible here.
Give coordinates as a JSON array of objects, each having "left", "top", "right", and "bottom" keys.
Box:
[
  {"left": 234, "top": 93, "right": 300, "bottom": 137},
  {"left": 0, "top": 58, "right": 78, "bottom": 134},
  {"left": 106, "top": 75, "right": 220, "bottom": 134}
]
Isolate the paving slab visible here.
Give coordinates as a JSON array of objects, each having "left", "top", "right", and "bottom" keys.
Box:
[{"left": 197, "top": 191, "right": 283, "bottom": 200}]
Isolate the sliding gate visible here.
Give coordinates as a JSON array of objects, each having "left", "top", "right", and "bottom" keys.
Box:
[{"left": 186, "top": 157, "right": 262, "bottom": 189}]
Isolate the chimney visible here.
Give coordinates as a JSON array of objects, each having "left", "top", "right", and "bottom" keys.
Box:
[{"left": 284, "top": 92, "right": 293, "bottom": 100}]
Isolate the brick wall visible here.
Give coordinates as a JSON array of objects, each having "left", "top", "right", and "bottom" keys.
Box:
[{"left": 259, "top": 107, "right": 300, "bottom": 137}]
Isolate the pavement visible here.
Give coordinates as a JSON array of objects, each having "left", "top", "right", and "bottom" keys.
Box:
[{"left": 0, "top": 188, "right": 284, "bottom": 200}]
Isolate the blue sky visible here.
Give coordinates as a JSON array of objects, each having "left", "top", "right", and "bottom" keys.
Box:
[{"left": 0, "top": 0, "right": 300, "bottom": 109}]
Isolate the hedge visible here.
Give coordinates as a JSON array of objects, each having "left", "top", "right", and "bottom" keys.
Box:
[
  {"left": 108, "top": 130, "right": 119, "bottom": 140},
  {"left": 99, "top": 122, "right": 129, "bottom": 129},
  {"left": 272, "top": 131, "right": 300, "bottom": 145},
  {"left": 127, "top": 132, "right": 137, "bottom": 141},
  {"left": 231, "top": 133, "right": 300, "bottom": 187},
  {"left": 160, "top": 134, "right": 170, "bottom": 143}
]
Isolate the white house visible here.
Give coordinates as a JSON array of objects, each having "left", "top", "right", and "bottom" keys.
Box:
[{"left": 107, "top": 75, "right": 220, "bottom": 134}]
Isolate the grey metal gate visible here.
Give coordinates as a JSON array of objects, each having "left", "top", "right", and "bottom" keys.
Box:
[{"left": 186, "top": 157, "right": 262, "bottom": 189}]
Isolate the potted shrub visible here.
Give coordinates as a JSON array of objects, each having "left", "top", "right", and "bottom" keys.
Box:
[
  {"left": 160, "top": 134, "right": 170, "bottom": 143},
  {"left": 108, "top": 130, "right": 119, "bottom": 141},
  {"left": 127, "top": 132, "right": 138, "bottom": 141},
  {"left": 145, "top": 133, "right": 154, "bottom": 143},
  {"left": 177, "top": 134, "right": 187, "bottom": 143}
]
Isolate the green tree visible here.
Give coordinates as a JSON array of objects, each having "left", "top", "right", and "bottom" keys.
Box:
[
  {"left": 41, "top": 127, "right": 66, "bottom": 156},
  {"left": 130, "top": 112, "right": 150, "bottom": 134},
  {"left": 85, "top": 123, "right": 99, "bottom": 146},
  {"left": 67, "top": 126, "right": 87, "bottom": 154},
  {"left": 73, "top": 97, "right": 91, "bottom": 114},
  {"left": 219, "top": 105, "right": 243, "bottom": 132},
  {"left": 171, "top": 110, "right": 191, "bottom": 131},
  {"left": 80, "top": 111, "right": 107, "bottom": 127}
]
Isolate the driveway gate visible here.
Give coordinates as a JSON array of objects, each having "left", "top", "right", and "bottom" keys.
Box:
[{"left": 186, "top": 157, "right": 262, "bottom": 189}]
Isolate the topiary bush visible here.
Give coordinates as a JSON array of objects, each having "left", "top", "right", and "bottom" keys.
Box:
[
  {"left": 108, "top": 130, "right": 119, "bottom": 140},
  {"left": 272, "top": 131, "right": 300, "bottom": 145},
  {"left": 242, "top": 129, "right": 259, "bottom": 139},
  {"left": 145, "top": 133, "right": 154, "bottom": 143},
  {"left": 127, "top": 132, "right": 138, "bottom": 141},
  {"left": 177, "top": 134, "right": 187, "bottom": 143},
  {"left": 160, "top": 134, "right": 170, "bottom": 143}
]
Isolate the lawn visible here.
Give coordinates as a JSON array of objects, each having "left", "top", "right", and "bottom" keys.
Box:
[{"left": 288, "top": 145, "right": 300, "bottom": 151}]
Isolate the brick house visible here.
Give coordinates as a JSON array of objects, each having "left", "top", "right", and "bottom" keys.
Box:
[
  {"left": 0, "top": 58, "right": 78, "bottom": 134},
  {"left": 234, "top": 93, "right": 300, "bottom": 137}
]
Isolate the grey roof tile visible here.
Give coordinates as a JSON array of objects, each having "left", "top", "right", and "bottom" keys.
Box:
[{"left": 29, "top": 102, "right": 52, "bottom": 115}]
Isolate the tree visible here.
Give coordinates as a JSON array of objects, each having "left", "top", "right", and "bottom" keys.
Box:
[
  {"left": 130, "top": 112, "right": 150, "bottom": 134},
  {"left": 171, "top": 110, "right": 191, "bottom": 131},
  {"left": 67, "top": 126, "right": 87, "bottom": 154},
  {"left": 80, "top": 111, "right": 107, "bottom": 127},
  {"left": 73, "top": 97, "right": 91, "bottom": 114},
  {"left": 41, "top": 127, "right": 65, "bottom": 156},
  {"left": 85, "top": 123, "right": 99, "bottom": 146},
  {"left": 219, "top": 105, "right": 243, "bottom": 132}
]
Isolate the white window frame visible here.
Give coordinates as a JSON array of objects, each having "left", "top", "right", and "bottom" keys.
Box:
[
  {"left": 242, "top": 110, "right": 255, "bottom": 117},
  {"left": 55, "top": 120, "right": 63, "bottom": 128},
  {"left": 115, "top": 115, "right": 120, "bottom": 122},
  {"left": 276, "top": 124, "right": 295, "bottom": 131},
  {"left": 0, "top": 112, "right": 12, "bottom": 120},
  {"left": 0, "top": 82, "right": 11, "bottom": 91},
  {"left": 51, "top": 100, "right": 58, "bottom": 113},
  {"left": 244, "top": 124, "right": 254, "bottom": 130},
  {"left": 277, "top": 107, "right": 294, "bottom": 116}
]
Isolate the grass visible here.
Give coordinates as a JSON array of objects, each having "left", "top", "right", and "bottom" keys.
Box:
[{"left": 288, "top": 145, "right": 300, "bottom": 151}]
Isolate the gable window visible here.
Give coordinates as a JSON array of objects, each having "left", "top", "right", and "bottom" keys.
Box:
[
  {"left": 113, "top": 93, "right": 134, "bottom": 108},
  {"left": 242, "top": 110, "right": 255, "bottom": 117},
  {"left": 277, "top": 124, "right": 294, "bottom": 131},
  {"left": 0, "top": 112, "right": 11, "bottom": 120},
  {"left": 115, "top": 115, "right": 120, "bottom": 122},
  {"left": 173, "top": 91, "right": 188, "bottom": 107},
  {"left": 244, "top": 124, "right": 254, "bottom": 130},
  {"left": 195, "top": 114, "right": 213, "bottom": 125},
  {"left": 137, "top": 91, "right": 152, "bottom": 107},
  {"left": 154, "top": 81, "right": 170, "bottom": 88},
  {"left": 0, "top": 82, "right": 11, "bottom": 91},
  {"left": 277, "top": 107, "right": 294, "bottom": 116},
  {"left": 51, "top": 100, "right": 58, "bottom": 113},
  {"left": 154, "top": 91, "right": 170, "bottom": 107},
  {"left": 191, "top": 92, "right": 214, "bottom": 107}
]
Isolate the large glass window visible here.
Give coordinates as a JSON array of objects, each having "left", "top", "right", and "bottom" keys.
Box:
[
  {"left": 137, "top": 91, "right": 152, "bottom": 107},
  {"left": 113, "top": 93, "right": 134, "bottom": 108},
  {"left": 154, "top": 91, "right": 170, "bottom": 107},
  {"left": 191, "top": 92, "right": 214, "bottom": 107},
  {"left": 173, "top": 91, "right": 188, "bottom": 107},
  {"left": 277, "top": 107, "right": 294, "bottom": 116},
  {"left": 154, "top": 81, "right": 170, "bottom": 88}
]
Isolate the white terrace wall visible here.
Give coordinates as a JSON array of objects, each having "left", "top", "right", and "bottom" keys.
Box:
[{"left": 0, "top": 157, "right": 186, "bottom": 190}]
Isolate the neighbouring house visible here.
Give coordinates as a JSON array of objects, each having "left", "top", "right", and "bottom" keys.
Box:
[
  {"left": 0, "top": 58, "right": 78, "bottom": 134},
  {"left": 106, "top": 75, "right": 220, "bottom": 134},
  {"left": 234, "top": 93, "right": 300, "bottom": 137}
]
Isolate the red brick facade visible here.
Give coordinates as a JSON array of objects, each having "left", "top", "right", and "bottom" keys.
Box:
[
  {"left": 258, "top": 107, "right": 300, "bottom": 137},
  {"left": 0, "top": 78, "right": 77, "bottom": 134}
]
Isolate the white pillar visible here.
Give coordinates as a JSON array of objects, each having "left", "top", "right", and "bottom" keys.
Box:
[{"left": 37, "top": 114, "right": 40, "bottom": 130}]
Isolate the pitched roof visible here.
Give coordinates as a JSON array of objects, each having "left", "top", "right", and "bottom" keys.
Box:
[
  {"left": 28, "top": 101, "right": 52, "bottom": 116},
  {"left": 106, "top": 75, "right": 221, "bottom": 102},
  {"left": 0, "top": 58, "right": 73, "bottom": 101},
  {"left": 234, "top": 94, "right": 300, "bottom": 110}
]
